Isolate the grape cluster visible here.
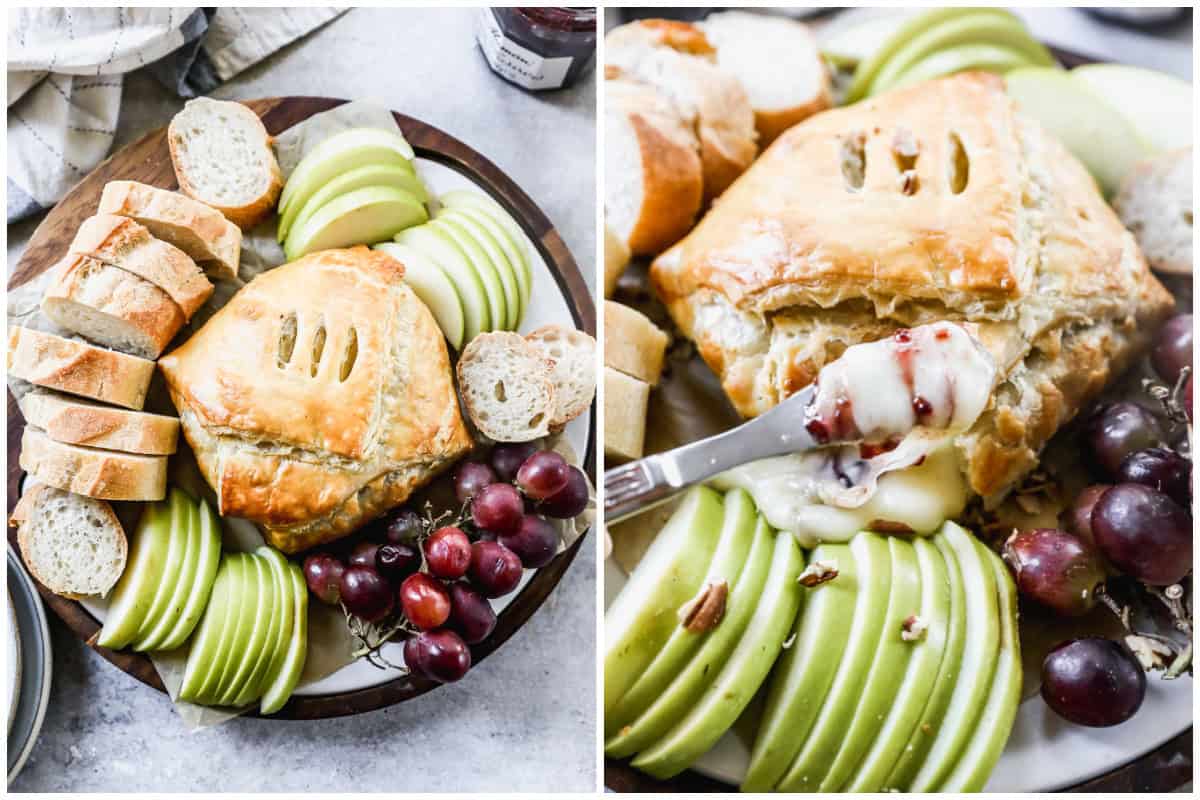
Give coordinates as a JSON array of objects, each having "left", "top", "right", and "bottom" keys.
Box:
[{"left": 303, "top": 443, "right": 588, "bottom": 684}]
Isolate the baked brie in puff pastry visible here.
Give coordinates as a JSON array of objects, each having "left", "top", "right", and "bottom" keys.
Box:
[
  {"left": 652, "top": 73, "right": 1174, "bottom": 506},
  {"left": 160, "top": 246, "right": 472, "bottom": 553}
]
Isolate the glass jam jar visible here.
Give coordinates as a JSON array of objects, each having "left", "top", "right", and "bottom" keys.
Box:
[{"left": 477, "top": 7, "right": 597, "bottom": 91}]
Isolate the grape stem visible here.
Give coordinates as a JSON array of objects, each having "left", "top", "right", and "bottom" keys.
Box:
[{"left": 1096, "top": 582, "right": 1194, "bottom": 678}]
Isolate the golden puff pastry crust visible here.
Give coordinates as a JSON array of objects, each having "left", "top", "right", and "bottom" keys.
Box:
[
  {"left": 159, "top": 246, "right": 473, "bottom": 552},
  {"left": 651, "top": 73, "right": 1174, "bottom": 503}
]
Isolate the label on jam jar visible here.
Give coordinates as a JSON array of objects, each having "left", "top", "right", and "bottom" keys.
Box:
[{"left": 476, "top": 9, "right": 574, "bottom": 90}]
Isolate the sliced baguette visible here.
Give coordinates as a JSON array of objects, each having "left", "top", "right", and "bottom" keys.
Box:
[
  {"left": 10, "top": 483, "right": 128, "bottom": 599},
  {"left": 8, "top": 326, "right": 154, "bottom": 410},
  {"left": 456, "top": 332, "right": 557, "bottom": 442},
  {"left": 604, "top": 367, "right": 651, "bottom": 462},
  {"left": 1113, "top": 147, "right": 1192, "bottom": 275},
  {"left": 167, "top": 97, "right": 283, "bottom": 229},
  {"left": 42, "top": 254, "right": 186, "bottom": 359},
  {"left": 606, "top": 77, "right": 704, "bottom": 257},
  {"left": 69, "top": 214, "right": 213, "bottom": 318},
  {"left": 604, "top": 301, "right": 670, "bottom": 385},
  {"left": 98, "top": 180, "right": 242, "bottom": 281},
  {"left": 20, "top": 426, "right": 167, "bottom": 501},
  {"left": 699, "top": 11, "right": 832, "bottom": 146},
  {"left": 604, "top": 221, "right": 632, "bottom": 297},
  {"left": 21, "top": 391, "right": 179, "bottom": 455},
  {"left": 525, "top": 325, "right": 597, "bottom": 430}
]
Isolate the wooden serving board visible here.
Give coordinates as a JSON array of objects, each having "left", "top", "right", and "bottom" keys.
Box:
[{"left": 6, "top": 96, "right": 595, "bottom": 720}]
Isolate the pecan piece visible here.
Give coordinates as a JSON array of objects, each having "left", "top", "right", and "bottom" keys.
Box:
[
  {"left": 678, "top": 580, "right": 729, "bottom": 632},
  {"left": 798, "top": 559, "right": 839, "bottom": 587}
]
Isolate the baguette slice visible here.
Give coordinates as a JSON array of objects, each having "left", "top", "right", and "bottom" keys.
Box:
[
  {"left": 10, "top": 484, "right": 128, "bottom": 599},
  {"left": 606, "top": 77, "right": 704, "bottom": 257},
  {"left": 604, "top": 301, "right": 670, "bottom": 385},
  {"left": 8, "top": 326, "right": 154, "bottom": 410},
  {"left": 42, "top": 254, "right": 185, "bottom": 359},
  {"left": 21, "top": 391, "right": 179, "bottom": 455},
  {"left": 98, "top": 180, "right": 242, "bottom": 281},
  {"left": 168, "top": 97, "right": 283, "bottom": 229},
  {"left": 456, "top": 331, "right": 557, "bottom": 442},
  {"left": 20, "top": 426, "right": 167, "bottom": 501},
  {"left": 604, "top": 222, "right": 632, "bottom": 297},
  {"left": 604, "top": 367, "right": 651, "bottom": 462},
  {"left": 700, "top": 11, "right": 832, "bottom": 146},
  {"left": 526, "top": 325, "right": 597, "bottom": 430},
  {"left": 69, "top": 214, "right": 213, "bottom": 318},
  {"left": 1113, "top": 148, "right": 1192, "bottom": 275}
]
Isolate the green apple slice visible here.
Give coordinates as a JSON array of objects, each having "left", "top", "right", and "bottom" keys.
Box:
[
  {"left": 742, "top": 541, "right": 856, "bottom": 792},
  {"left": 820, "top": 537, "right": 922, "bottom": 791},
  {"left": 890, "top": 43, "right": 1034, "bottom": 90},
  {"left": 867, "top": 12, "right": 1053, "bottom": 97},
  {"left": 200, "top": 554, "right": 257, "bottom": 704},
  {"left": 284, "top": 185, "right": 427, "bottom": 261},
  {"left": 1071, "top": 64, "right": 1193, "bottom": 153},
  {"left": 279, "top": 161, "right": 425, "bottom": 242},
  {"left": 132, "top": 489, "right": 195, "bottom": 651},
  {"left": 237, "top": 547, "right": 296, "bottom": 707},
  {"left": 179, "top": 555, "right": 235, "bottom": 702},
  {"left": 821, "top": 12, "right": 916, "bottom": 68},
  {"left": 1005, "top": 66, "right": 1150, "bottom": 196},
  {"left": 96, "top": 501, "right": 174, "bottom": 650},
  {"left": 605, "top": 489, "right": 757, "bottom": 737},
  {"left": 260, "top": 562, "right": 309, "bottom": 715},
  {"left": 846, "top": 536, "right": 951, "bottom": 792},
  {"left": 883, "top": 530, "right": 969, "bottom": 790},
  {"left": 606, "top": 509, "right": 773, "bottom": 757},
  {"left": 776, "top": 532, "right": 893, "bottom": 791},
  {"left": 430, "top": 218, "right": 507, "bottom": 331},
  {"left": 437, "top": 208, "right": 525, "bottom": 328},
  {"left": 396, "top": 223, "right": 490, "bottom": 342},
  {"left": 437, "top": 213, "right": 522, "bottom": 330},
  {"left": 846, "top": 7, "right": 1016, "bottom": 102},
  {"left": 159, "top": 497, "right": 222, "bottom": 651},
  {"left": 604, "top": 486, "right": 725, "bottom": 717},
  {"left": 374, "top": 242, "right": 465, "bottom": 350},
  {"left": 937, "top": 545, "right": 1021, "bottom": 792},
  {"left": 907, "top": 522, "right": 1000, "bottom": 791},
  {"left": 278, "top": 127, "right": 415, "bottom": 220},
  {"left": 217, "top": 554, "right": 276, "bottom": 706},
  {"left": 630, "top": 525, "right": 804, "bottom": 779},
  {"left": 439, "top": 191, "right": 533, "bottom": 310}
]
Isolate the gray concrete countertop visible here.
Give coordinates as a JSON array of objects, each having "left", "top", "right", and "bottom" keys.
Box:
[{"left": 9, "top": 8, "right": 596, "bottom": 793}]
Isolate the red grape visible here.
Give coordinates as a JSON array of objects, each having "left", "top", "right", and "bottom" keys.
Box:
[
  {"left": 500, "top": 514, "right": 559, "bottom": 568},
  {"left": 517, "top": 451, "right": 570, "bottom": 499},
  {"left": 1186, "top": 374, "right": 1194, "bottom": 423},
  {"left": 1151, "top": 314, "right": 1192, "bottom": 385},
  {"left": 1091, "top": 483, "right": 1192, "bottom": 585},
  {"left": 340, "top": 566, "right": 394, "bottom": 621},
  {"left": 472, "top": 483, "right": 524, "bottom": 536},
  {"left": 385, "top": 509, "right": 424, "bottom": 545},
  {"left": 424, "top": 526, "right": 472, "bottom": 579},
  {"left": 1003, "top": 529, "right": 1105, "bottom": 617},
  {"left": 454, "top": 462, "right": 496, "bottom": 504},
  {"left": 348, "top": 540, "right": 380, "bottom": 567},
  {"left": 1041, "top": 638, "right": 1146, "bottom": 727},
  {"left": 1065, "top": 484, "right": 1111, "bottom": 548},
  {"left": 303, "top": 553, "right": 346, "bottom": 605},
  {"left": 1083, "top": 403, "right": 1165, "bottom": 477},
  {"left": 405, "top": 630, "right": 471, "bottom": 683},
  {"left": 400, "top": 573, "right": 451, "bottom": 629},
  {"left": 1115, "top": 447, "right": 1191, "bottom": 507},
  {"left": 491, "top": 442, "right": 538, "bottom": 482},
  {"left": 448, "top": 583, "right": 497, "bottom": 644},
  {"left": 538, "top": 466, "right": 589, "bottom": 519},
  {"left": 469, "top": 540, "right": 524, "bottom": 598},
  {"left": 376, "top": 542, "right": 420, "bottom": 584}
]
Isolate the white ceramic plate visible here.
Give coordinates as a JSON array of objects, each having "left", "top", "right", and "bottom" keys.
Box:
[{"left": 7, "top": 546, "right": 52, "bottom": 785}]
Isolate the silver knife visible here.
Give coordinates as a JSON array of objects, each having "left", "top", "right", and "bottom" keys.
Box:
[{"left": 604, "top": 384, "right": 820, "bottom": 524}]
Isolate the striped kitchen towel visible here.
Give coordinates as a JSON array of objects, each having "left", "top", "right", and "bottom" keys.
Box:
[{"left": 8, "top": 7, "right": 344, "bottom": 223}]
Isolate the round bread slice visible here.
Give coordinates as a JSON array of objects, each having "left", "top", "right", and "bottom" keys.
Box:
[
  {"left": 20, "top": 391, "right": 179, "bottom": 455},
  {"left": 1113, "top": 147, "right": 1192, "bottom": 275},
  {"left": 525, "top": 325, "right": 596, "bottom": 431},
  {"left": 8, "top": 326, "right": 155, "bottom": 410},
  {"left": 168, "top": 98, "right": 283, "bottom": 229},
  {"left": 10, "top": 483, "right": 128, "bottom": 599},
  {"left": 42, "top": 254, "right": 186, "bottom": 359},
  {"left": 20, "top": 426, "right": 167, "bottom": 501},
  {"left": 456, "top": 332, "right": 557, "bottom": 442}
]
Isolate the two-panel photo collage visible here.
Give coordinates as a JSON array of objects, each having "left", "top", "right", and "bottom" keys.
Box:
[{"left": 4, "top": 4, "right": 1194, "bottom": 795}]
